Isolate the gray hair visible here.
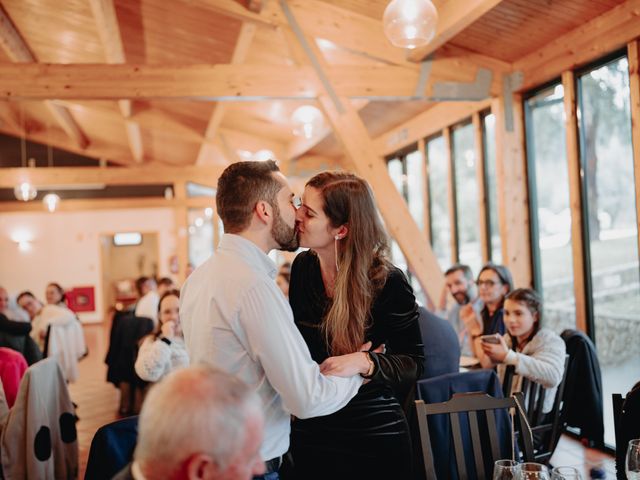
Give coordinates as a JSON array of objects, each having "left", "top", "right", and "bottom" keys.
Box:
[{"left": 134, "top": 365, "right": 262, "bottom": 474}]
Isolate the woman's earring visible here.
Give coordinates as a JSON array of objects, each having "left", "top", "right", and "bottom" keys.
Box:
[{"left": 334, "top": 235, "right": 340, "bottom": 240}]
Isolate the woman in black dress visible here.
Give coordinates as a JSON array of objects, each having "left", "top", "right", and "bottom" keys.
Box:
[{"left": 288, "top": 171, "right": 424, "bottom": 480}]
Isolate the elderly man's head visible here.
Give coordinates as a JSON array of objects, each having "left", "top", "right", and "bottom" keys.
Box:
[{"left": 135, "top": 365, "right": 265, "bottom": 480}]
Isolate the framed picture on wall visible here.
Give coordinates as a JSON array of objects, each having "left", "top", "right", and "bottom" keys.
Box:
[{"left": 66, "top": 286, "right": 96, "bottom": 313}]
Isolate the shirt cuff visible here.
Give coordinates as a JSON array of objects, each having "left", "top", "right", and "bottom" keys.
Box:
[{"left": 504, "top": 350, "right": 519, "bottom": 366}]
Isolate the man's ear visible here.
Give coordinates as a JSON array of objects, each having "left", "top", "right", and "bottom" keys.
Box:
[
  {"left": 185, "top": 453, "right": 217, "bottom": 480},
  {"left": 254, "top": 200, "right": 272, "bottom": 224}
]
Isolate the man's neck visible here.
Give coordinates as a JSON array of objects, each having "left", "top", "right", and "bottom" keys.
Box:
[{"left": 232, "top": 230, "right": 273, "bottom": 255}]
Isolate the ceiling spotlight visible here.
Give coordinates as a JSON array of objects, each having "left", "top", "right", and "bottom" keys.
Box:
[
  {"left": 291, "top": 105, "right": 324, "bottom": 139},
  {"left": 43, "top": 193, "right": 61, "bottom": 212},
  {"left": 14, "top": 182, "right": 37, "bottom": 202},
  {"left": 383, "top": 0, "right": 438, "bottom": 49}
]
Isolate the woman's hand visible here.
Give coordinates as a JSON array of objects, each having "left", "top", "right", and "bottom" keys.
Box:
[
  {"left": 481, "top": 335, "right": 509, "bottom": 363},
  {"left": 460, "top": 304, "right": 482, "bottom": 337},
  {"left": 320, "top": 352, "right": 370, "bottom": 377},
  {"left": 161, "top": 320, "right": 176, "bottom": 340}
]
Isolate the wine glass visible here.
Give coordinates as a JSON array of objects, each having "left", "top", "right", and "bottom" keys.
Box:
[
  {"left": 550, "top": 466, "right": 582, "bottom": 479},
  {"left": 517, "top": 462, "right": 550, "bottom": 480},
  {"left": 493, "top": 459, "right": 519, "bottom": 480},
  {"left": 627, "top": 439, "right": 640, "bottom": 480}
]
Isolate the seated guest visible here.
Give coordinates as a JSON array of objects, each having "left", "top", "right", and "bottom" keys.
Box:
[
  {"left": 416, "top": 306, "right": 460, "bottom": 379},
  {"left": 437, "top": 264, "right": 483, "bottom": 356},
  {"left": 0, "top": 286, "right": 30, "bottom": 323},
  {"left": 17, "top": 291, "right": 76, "bottom": 349},
  {"left": 134, "top": 277, "right": 159, "bottom": 328},
  {"left": 113, "top": 365, "right": 266, "bottom": 480},
  {"left": 479, "top": 288, "right": 565, "bottom": 414},
  {"left": 45, "top": 282, "right": 68, "bottom": 308},
  {"left": 0, "top": 294, "right": 42, "bottom": 365},
  {"left": 157, "top": 277, "right": 176, "bottom": 297},
  {"left": 135, "top": 289, "right": 188, "bottom": 382},
  {"left": 465, "top": 263, "right": 513, "bottom": 362}
]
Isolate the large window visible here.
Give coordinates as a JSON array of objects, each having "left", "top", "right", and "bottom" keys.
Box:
[
  {"left": 577, "top": 55, "right": 640, "bottom": 447},
  {"left": 452, "top": 123, "right": 482, "bottom": 273},
  {"left": 525, "top": 83, "right": 577, "bottom": 335},
  {"left": 483, "top": 113, "right": 502, "bottom": 263},
  {"left": 426, "top": 135, "right": 452, "bottom": 270}
]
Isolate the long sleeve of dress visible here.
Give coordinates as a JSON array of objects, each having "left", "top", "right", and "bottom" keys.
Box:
[
  {"left": 367, "top": 268, "right": 424, "bottom": 400},
  {"left": 135, "top": 336, "right": 171, "bottom": 382},
  {"left": 514, "top": 329, "right": 565, "bottom": 389}
]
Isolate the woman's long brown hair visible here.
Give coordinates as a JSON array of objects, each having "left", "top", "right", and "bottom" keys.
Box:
[{"left": 306, "top": 172, "right": 390, "bottom": 356}]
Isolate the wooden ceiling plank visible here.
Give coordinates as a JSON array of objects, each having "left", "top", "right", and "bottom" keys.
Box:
[
  {"left": 0, "top": 165, "right": 224, "bottom": 188},
  {"left": 196, "top": 22, "right": 257, "bottom": 165},
  {"left": 0, "top": 62, "right": 498, "bottom": 99},
  {"left": 408, "top": 0, "right": 506, "bottom": 62},
  {"left": 515, "top": 0, "right": 640, "bottom": 92},
  {"left": 0, "top": 4, "right": 90, "bottom": 149},
  {"left": 89, "top": 0, "right": 144, "bottom": 162}
]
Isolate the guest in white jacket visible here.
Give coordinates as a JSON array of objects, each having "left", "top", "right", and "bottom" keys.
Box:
[
  {"left": 135, "top": 289, "right": 189, "bottom": 382},
  {"left": 479, "top": 288, "right": 566, "bottom": 414}
]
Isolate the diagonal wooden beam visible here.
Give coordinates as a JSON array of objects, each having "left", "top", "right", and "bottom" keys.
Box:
[
  {"left": 196, "top": 22, "right": 256, "bottom": 165},
  {"left": 0, "top": 4, "right": 89, "bottom": 149},
  {"left": 408, "top": 0, "right": 505, "bottom": 62},
  {"left": 89, "top": 0, "right": 144, "bottom": 162}
]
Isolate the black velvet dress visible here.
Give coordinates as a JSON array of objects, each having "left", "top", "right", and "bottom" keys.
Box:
[{"left": 288, "top": 250, "right": 424, "bottom": 480}]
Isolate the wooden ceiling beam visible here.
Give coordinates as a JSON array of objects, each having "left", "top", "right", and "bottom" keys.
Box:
[
  {"left": 0, "top": 165, "right": 224, "bottom": 188},
  {"left": 0, "top": 4, "right": 90, "bottom": 149},
  {"left": 89, "top": 0, "right": 145, "bottom": 163},
  {"left": 408, "top": 0, "right": 505, "bottom": 62},
  {"left": 196, "top": 22, "right": 257, "bottom": 165},
  {"left": 0, "top": 196, "right": 215, "bottom": 213},
  {"left": 515, "top": 0, "right": 640, "bottom": 92},
  {"left": 0, "top": 62, "right": 498, "bottom": 100}
]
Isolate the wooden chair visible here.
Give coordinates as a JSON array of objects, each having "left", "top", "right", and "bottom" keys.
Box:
[
  {"left": 415, "top": 392, "right": 534, "bottom": 480},
  {"left": 502, "top": 355, "right": 570, "bottom": 464}
]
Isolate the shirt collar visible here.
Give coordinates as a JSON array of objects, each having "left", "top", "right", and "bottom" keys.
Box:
[
  {"left": 218, "top": 233, "right": 278, "bottom": 279},
  {"left": 131, "top": 461, "right": 146, "bottom": 480}
]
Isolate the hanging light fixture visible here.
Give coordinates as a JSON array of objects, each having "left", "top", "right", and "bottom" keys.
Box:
[
  {"left": 291, "top": 105, "right": 324, "bottom": 139},
  {"left": 383, "top": 0, "right": 439, "bottom": 49},
  {"left": 14, "top": 182, "right": 37, "bottom": 202},
  {"left": 43, "top": 193, "right": 60, "bottom": 212}
]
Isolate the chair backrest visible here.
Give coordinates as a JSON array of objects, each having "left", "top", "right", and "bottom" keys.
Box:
[
  {"left": 415, "top": 392, "right": 534, "bottom": 480},
  {"left": 613, "top": 382, "right": 640, "bottom": 479},
  {"left": 502, "top": 355, "right": 570, "bottom": 463},
  {"left": 85, "top": 416, "right": 139, "bottom": 480}
]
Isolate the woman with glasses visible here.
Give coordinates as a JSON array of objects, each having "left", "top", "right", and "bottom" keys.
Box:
[{"left": 461, "top": 263, "right": 513, "bottom": 366}]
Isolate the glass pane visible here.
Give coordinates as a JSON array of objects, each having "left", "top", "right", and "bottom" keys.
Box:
[
  {"left": 406, "top": 150, "right": 425, "bottom": 231},
  {"left": 483, "top": 113, "right": 502, "bottom": 263},
  {"left": 387, "top": 158, "right": 404, "bottom": 196},
  {"left": 188, "top": 208, "right": 214, "bottom": 267},
  {"left": 578, "top": 56, "right": 640, "bottom": 447},
  {"left": 186, "top": 182, "right": 216, "bottom": 198},
  {"left": 427, "top": 136, "right": 452, "bottom": 270},
  {"left": 525, "top": 84, "right": 576, "bottom": 335},
  {"left": 452, "top": 123, "right": 482, "bottom": 274}
]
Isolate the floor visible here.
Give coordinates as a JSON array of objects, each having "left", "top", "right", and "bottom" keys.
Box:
[{"left": 69, "top": 323, "right": 618, "bottom": 480}]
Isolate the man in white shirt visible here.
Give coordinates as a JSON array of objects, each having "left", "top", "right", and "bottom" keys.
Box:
[
  {"left": 181, "top": 161, "right": 363, "bottom": 480},
  {"left": 134, "top": 277, "right": 159, "bottom": 327},
  {"left": 437, "top": 264, "right": 483, "bottom": 356}
]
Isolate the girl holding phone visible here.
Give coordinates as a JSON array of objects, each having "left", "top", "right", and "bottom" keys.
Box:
[{"left": 480, "top": 288, "right": 565, "bottom": 414}]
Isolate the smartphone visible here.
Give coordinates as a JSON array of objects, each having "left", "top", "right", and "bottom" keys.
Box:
[{"left": 480, "top": 335, "right": 501, "bottom": 344}]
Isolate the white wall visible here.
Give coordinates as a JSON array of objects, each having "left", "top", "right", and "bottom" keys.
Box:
[{"left": 0, "top": 208, "right": 176, "bottom": 323}]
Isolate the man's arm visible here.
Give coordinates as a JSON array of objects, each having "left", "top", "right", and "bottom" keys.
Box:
[{"left": 238, "top": 279, "right": 363, "bottom": 419}]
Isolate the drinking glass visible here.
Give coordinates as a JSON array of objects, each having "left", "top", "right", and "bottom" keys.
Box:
[
  {"left": 517, "top": 462, "right": 550, "bottom": 480},
  {"left": 550, "top": 466, "right": 582, "bottom": 479},
  {"left": 493, "top": 459, "right": 519, "bottom": 480},
  {"left": 627, "top": 439, "right": 640, "bottom": 480}
]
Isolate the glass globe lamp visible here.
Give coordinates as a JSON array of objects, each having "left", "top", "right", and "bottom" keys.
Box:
[{"left": 383, "top": 0, "right": 438, "bottom": 49}]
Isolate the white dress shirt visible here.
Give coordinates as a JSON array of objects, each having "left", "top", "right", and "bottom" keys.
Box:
[
  {"left": 135, "top": 291, "right": 159, "bottom": 327},
  {"left": 180, "top": 234, "right": 363, "bottom": 460}
]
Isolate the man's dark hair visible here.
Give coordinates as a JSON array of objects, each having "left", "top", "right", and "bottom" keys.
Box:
[
  {"left": 157, "top": 277, "right": 174, "bottom": 288},
  {"left": 444, "top": 263, "right": 474, "bottom": 281},
  {"left": 16, "top": 291, "right": 36, "bottom": 303},
  {"left": 135, "top": 277, "right": 150, "bottom": 296},
  {"left": 216, "top": 160, "right": 282, "bottom": 233}
]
